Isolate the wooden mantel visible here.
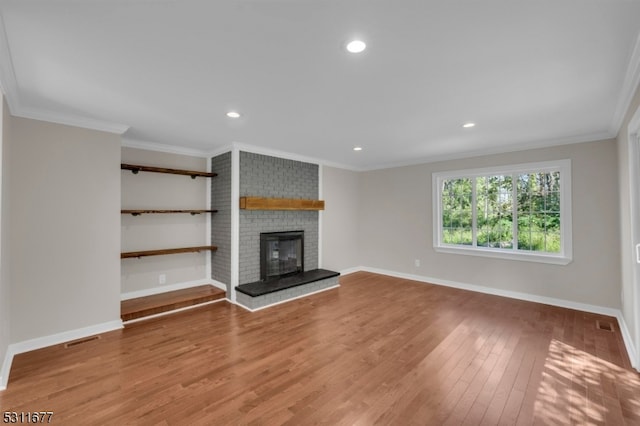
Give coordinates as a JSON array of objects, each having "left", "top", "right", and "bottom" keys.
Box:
[{"left": 239, "top": 197, "right": 325, "bottom": 211}]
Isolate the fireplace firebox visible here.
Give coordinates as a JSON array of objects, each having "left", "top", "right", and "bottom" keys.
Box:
[{"left": 260, "top": 231, "right": 304, "bottom": 281}]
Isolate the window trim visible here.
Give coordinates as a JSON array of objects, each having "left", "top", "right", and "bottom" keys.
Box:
[{"left": 432, "top": 159, "right": 572, "bottom": 265}]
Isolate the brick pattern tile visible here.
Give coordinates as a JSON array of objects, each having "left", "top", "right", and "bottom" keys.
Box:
[
  {"left": 211, "top": 152, "right": 232, "bottom": 293},
  {"left": 239, "top": 152, "right": 319, "bottom": 285}
]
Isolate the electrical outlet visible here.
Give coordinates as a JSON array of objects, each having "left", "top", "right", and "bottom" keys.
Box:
[
  {"left": 414, "top": 259, "right": 420, "bottom": 267},
  {"left": 159, "top": 274, "right": 166, "bottom": 284}
]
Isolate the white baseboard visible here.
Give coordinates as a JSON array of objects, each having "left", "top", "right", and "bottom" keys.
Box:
[
  {"left": 616, "top": 312, "right": 638, "bottom": 370},
  {"left": 1, "top": 347, "right": 12, "bottom": 390},
  {"left": 359, "top": 266, "right": 621, "bottom": 317},
  {"left": 123, "top": 298, "right": 227, "bottom": 324},
  {"left": 210, "top": 279, "right": 227, "bottom": 292},
  {"left": 353, "top": 266, "right": 639, "bottom": 368},
  {"left": 121, "top": 279, "right": 225, "bottom": 300},
  {"left": 1, "top": 319, "right": 123, "bottom": 390},
  {"left": 339, "top": 266, "right": 364, "bottom": 276},
  {"left": 3, "top": 267, "right": 636, "bottom": 390}
]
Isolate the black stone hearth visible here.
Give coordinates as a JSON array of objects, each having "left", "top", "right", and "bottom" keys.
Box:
[{"left": 236, "top": 269, "right": 339, "bottom": 297}]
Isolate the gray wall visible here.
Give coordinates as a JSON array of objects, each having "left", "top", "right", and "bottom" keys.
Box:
[
  {"left": 239, "top": 152, "right": 318, "bottom": 284},
  {"left": 354, "top": 139, "right": 621, "bottom": 308},
  {"left": 121, "top": 147, "right": 209, "bottom": 295},
  {"left": 211, "top": 152, "right": 232, "bottom": 294},
  {"left": 9, "top": 116, "right": 121, "bottom": 342},
  {"left": 618, "top": 83, "right": 640, "bottom": 355},
  {"left": 0, "top": 96, "right": 10, "bottom": 386},
  {"left": 321, "top": 166, "right": 360, "bottom": 271}
]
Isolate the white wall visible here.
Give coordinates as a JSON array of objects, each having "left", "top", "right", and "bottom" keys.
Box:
[
  {"left": 0, "top": 96, "right": 10, "bottom": 388},
  {"left": 618, "top": 84, "right": 640, "bottom": 359},
  {"left": 121, "top": 147, "right": 209, "bottom": 296},
  {"left": 357, "top": 139, "right": 621, "bottom": 309},
  {"left": 9, "top": 116, "right": 121, "bottom": 342},
  {"left": 321, "top": 166, "right": 360, "bottom": 272}
]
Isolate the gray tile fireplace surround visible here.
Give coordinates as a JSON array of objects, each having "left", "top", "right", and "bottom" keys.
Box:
[
  {"left": 235, "top": 151, "right": 339, "bottom": 310},
  {"left": 238, "top": 152, "right": 319, "bottom": 285}
]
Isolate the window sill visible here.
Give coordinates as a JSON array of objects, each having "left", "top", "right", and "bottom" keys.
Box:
[{"left": 434, "top": 245, "right": 572, "bottom": 265}]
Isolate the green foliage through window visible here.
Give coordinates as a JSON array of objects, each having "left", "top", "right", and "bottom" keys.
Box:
[
  {"left": 440, "top": 171, "right": 562, "bottom": 254},
  {"left": 442, "top": 178, "right": 472, "bottom": 245}
]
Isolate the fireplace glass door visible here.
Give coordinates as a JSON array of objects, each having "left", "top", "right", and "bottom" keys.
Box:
[{"left": 260, "top": 231, "right": 304, "bottom": 281}]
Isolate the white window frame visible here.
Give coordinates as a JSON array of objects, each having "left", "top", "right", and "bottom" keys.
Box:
[{"left": 433, "top": 159, "right": 572, "bottom": 265}]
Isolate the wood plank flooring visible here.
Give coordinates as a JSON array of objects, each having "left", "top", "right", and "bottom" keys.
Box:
[
  {"left": 120, "top": 285, "right": 226, "bottom": 322},
  {"left": 2, "top": 272, "right": 640, "bottom": 425}
]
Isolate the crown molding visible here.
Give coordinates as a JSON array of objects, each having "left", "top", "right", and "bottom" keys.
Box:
[
  {"left": 122, "top": 137, "right": 214, "bottom": 157},
  {"left": 14, "top": 106, "right": 129, "bottom": 134},
  {"left": 120, "top": 139, "right": 357, "bottom": 169},
  {"left": 0, "top": 11, "right": 128, "bottom": 135},
  {"left": 233, "top": 142, "right": 322, "bottom": 165},
  {"left": 1, "top": 0, "right": 628, "bottom": 171},
  {"left": 206, "top": 144, "right": 234, "bottom": 158},
  {"left": 359, "top": 130, "right": 615, "bottom": 171},
  {"left": 0, "top": 10, "right": 20, "bottom": 114},
  {"left": 122, "top": 131, "right": 613, "bottom": 173},
  {"left": 611, "top": 32, "right": 640, "bottom": 136},
  {"left": 231, "top": 142, "right": 358, "bottom": 171}
]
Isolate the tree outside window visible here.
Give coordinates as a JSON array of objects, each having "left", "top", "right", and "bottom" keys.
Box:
[{"left": 434, "top": 160, "right": 571, "bottom": 265}]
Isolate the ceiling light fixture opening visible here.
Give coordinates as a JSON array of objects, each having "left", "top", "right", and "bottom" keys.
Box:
[
  {"left": 227, "top": 111, "right": 241, "bottom": 118},
  {"left": 353, "top": 146, "right": 363, "bottom": 151},
  {"left": 346, "top": 40, "right": 366, "bottom": 53},
  {"left": 462, "top": 122, "right": 476, "bottom": 128}
]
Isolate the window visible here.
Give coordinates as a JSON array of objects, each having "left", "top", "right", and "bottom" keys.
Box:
[{"left": 433, "top": 160, "right": 572, "bottom": 264}]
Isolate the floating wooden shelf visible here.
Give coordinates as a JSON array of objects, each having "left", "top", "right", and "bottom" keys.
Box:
[
  {"left": 121, "top": 246, "right": 218, "bottom": 259},
  {"left": 121, "top": 163, "right": 217, "bottom": 179},
  {"left": 239, "top": 197, "right": 325, "bottom": 211},
  {"left": 121, "top": 209, "right": 218, "bottom": 216}
]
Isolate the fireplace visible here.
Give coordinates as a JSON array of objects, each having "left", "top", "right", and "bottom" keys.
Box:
[{"left": 260, "top": 231, "right": 304, "bottom": 281}]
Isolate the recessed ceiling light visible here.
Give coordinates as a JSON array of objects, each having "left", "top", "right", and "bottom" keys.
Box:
[
  {"left": 353, "top": 146, "right": 363, "bottom": 151},
  {"left": 462, "top": 122, "right": 476, "bottom": 128},
  {"left": 226, "top": 111, "right": 241, "bottom": 118},
  {"left": 346, "top": 40, "right": 366, "bottom": 53}
]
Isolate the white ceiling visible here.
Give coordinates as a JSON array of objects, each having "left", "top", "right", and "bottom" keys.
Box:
[{"left": 1, "top": 0, "right": 639, "bottom": 170}]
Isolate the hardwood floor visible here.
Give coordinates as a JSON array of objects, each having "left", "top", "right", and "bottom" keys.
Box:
[{"left": 2, "top": 272, "right": 639, "bottom": 425}]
